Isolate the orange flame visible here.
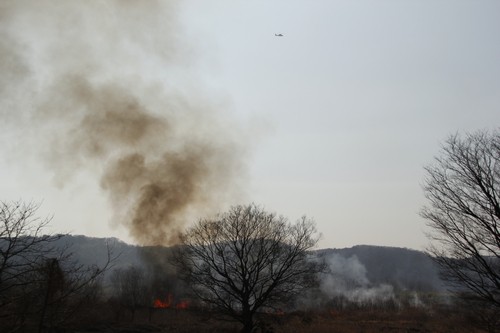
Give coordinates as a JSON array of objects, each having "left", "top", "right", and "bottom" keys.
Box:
[
  {"left": 153, "top": 294, "right": 173, "bottom": 308},
  {"left": 153, "top": 294, "right": 189, "bottom": 310}
]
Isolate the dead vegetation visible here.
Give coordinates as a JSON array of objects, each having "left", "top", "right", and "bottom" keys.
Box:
[{"left": 57, "top": 302, "right": 485, "bottom": 333}]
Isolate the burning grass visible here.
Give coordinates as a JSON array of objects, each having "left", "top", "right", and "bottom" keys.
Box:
[
  {"left": 153, "top": 293, "right": 190, "bottom": 310},
  {"left": 64, "top": 302, "right": 485, "bottom": 333}
]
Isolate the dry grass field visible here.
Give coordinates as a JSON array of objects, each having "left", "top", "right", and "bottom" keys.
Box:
[{"left": 66, "top": 305, "right": 486, "bottom": 333}]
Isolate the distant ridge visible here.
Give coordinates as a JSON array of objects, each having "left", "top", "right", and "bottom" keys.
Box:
[
  {"left": 318, "top": 245, "right": 444, "bottom": 291},
  {"left": 59, "top": 235, "right": 444, "bottom": 291}
]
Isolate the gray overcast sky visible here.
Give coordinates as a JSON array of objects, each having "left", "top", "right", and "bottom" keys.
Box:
[{"left": 1, "top": 0, "right": 500, "bottom": 250}]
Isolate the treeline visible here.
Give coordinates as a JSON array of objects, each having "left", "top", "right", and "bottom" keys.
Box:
[{"left": 0, "top": 201, "right": 113, "bottom": 333}]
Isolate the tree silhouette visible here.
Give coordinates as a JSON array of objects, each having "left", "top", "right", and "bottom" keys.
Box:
[
  {"left": 422, "top": 130, "right": 500, "bottom": 319},
  {"left": 175, "top": 204, "right": 323, "bottom": 333}
]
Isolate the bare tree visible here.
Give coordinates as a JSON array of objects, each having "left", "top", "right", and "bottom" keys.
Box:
[
  {"left": 110, "top": 265, "right": 151, "bottom": 321},
  {"left": 421, "top": 130, "right": 500, "bottom": 311},
  {"left": 175, "top": 204, "right": 322, "bottom": 333},
  {"left": 0, "top": 201, "right": 115, "bottom": 332},
  {"left": 0, "top": 201, "right": 61, "bottom": 309},
  {"left": 33, "top": 246, "right": 114, "bottom": 333}
]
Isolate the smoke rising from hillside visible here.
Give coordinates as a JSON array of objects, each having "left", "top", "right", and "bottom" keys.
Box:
[
  {"left": 298, "top": 254, "right": 396, "bottom": 309},
  {"left": 320, "top": 254, "right": 395, "bottom": 304},
  {"left": 1, "top": 1, "right": 246, "bottom": 245}
]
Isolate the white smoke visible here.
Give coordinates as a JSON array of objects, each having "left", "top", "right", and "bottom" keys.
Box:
[{"left": 319, "top": 254, "right": 395, "bottom": 305}]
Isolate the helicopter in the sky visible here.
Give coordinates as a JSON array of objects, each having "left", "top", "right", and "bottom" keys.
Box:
[{"left": 275, "top": 33, "right": 284, "bottom": 37}]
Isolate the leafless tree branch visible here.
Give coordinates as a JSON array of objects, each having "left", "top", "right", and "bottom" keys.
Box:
[
  {"left": 421, "top": 130, "right": 500, "bottom": 312},
  {"left": 173, "top": 204, "right": 323, "bottom": 333}
]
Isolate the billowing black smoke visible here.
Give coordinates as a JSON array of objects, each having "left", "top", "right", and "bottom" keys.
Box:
[{"left": 1, "top": 0, "right": 247, "bottom": 246}]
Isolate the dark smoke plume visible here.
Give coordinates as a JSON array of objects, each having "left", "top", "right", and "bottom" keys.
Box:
[{"left": 1, "top": 1, "right": 246, "bottom": 245}]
